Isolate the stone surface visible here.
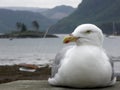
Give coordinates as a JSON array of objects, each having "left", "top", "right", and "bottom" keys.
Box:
[{"left": 0, "top": 80, "right": 120, "bottom": 90}]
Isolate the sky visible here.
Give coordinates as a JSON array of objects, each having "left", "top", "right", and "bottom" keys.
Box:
[{"left": 0, "top": 0, "right": 82, "bottom": 8}]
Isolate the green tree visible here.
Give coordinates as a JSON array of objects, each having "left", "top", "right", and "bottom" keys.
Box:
[
  {"left": 21, "top": 23, "right": 27, "bottom": 32},
  {"left": 32, "top": 20, "right": 40, "bottom": 31},
  {"left": 16, "top": 22, "right": 22, "bottom": 31}
]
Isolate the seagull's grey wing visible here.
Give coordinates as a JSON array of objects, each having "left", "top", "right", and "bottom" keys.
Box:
[
  {"left": 51, "top": 46, "right": 73, "bottom": 77},
  {"left": 108, "top": 56, "right": 115, "bottom": 81}
]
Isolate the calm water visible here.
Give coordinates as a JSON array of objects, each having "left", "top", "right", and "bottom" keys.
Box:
[
  {"left": 0, "top": 38, "right": 62, "bottom": 65},
  {"left": 0, "top": 35, "right": 120, "bottom": 66}
]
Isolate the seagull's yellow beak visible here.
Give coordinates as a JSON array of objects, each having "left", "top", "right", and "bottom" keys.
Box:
[{"left": 63, "top": 35, "right": 79, "bottom": 44}]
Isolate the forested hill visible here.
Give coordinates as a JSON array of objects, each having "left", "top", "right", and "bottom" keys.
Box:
[
  {"left": 0, "top": 9, "right": 56, "bottom": 33},
  {"left": 49, "top": 0, "right": 120, "bottom": 34}
]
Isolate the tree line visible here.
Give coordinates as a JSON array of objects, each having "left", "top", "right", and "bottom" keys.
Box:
[{"left": 16, "top": 20, "right": 40, "bottom": 32}]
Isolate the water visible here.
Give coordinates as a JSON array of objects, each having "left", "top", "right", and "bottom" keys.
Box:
[
  {"left": 104, "top": 36, "right": 120, "bottom": 57},
  {"left": 0, "top": 36, "right": 120, "bottom": 66},
  {"left": 0, "top": 36, "right": 68, "bottom": 65}
]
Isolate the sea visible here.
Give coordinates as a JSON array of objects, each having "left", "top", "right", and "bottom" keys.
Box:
[
  {"left": 0, "top": 35, "right": 120, "bottom": 72},
  {"left": 0, "top": 35, "right": 67, "bottom": 65}
]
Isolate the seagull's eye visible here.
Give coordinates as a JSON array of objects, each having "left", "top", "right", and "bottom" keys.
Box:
[{"left": 85, "top": 30, "right": 92, "bottom": 34}]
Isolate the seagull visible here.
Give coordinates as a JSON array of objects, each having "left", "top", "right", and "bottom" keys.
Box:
[{"left": 48, "top": 24, "right": 116, "bottom": 88}]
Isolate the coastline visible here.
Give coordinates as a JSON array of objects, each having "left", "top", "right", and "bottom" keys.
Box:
[
  {"left": 0, "top": 65, "right": 51, "bottom": 84},
  {"left": 0, "top": 31, "right": 58, "bottom": 38}
]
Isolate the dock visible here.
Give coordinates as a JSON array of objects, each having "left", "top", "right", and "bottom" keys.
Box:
[{"left": 0, "top": 80, "right": 120, "bottom": 90}]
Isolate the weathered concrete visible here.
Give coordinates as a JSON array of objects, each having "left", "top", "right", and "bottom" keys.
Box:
[{"left": 0, "top": 80, "right": 120, "bottom": 90}]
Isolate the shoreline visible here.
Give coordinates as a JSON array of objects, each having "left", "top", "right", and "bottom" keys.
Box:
[
  {"left": 0, "top": 65, "right": 51, "bottom": 84},
  {"left": 0, "top": 31, "right": 58, "bottom": 38}
]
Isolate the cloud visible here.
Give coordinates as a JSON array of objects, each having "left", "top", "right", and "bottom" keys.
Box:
[{"left": 0, "top": 0, "right": 81, "bottom": 8}]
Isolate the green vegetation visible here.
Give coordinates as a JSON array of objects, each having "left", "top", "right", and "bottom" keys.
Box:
[
  {"left": 16, "top": 21, "right": 40, "bottom": 32},
  {"left": 49, "top": 0, "right": 120, "bottom": 35},
  {"left": 32, "top": 20, "right": 40, "bottom": 31},
  {"left": 0, "top": 30, "right": 57, "bottom": 38},
  {"left": 0, "top": 21, "right": 57, "bottom": 38}
]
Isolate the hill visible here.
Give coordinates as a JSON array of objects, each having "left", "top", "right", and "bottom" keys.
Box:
[
  {"left": 3, "top": 7, "right": 49, "bottom": 13},
  {"left": 49, "top": 0, "right": 120, "bottom": 34},
  {"left": 42, "top": 5, "right": 75, "bottom": 20},
  {"left": 0, "top": 9, "right": 56, "bottom": 33},
  {"left": 4, "top": 5, "right": 75, "bottom": 20}
]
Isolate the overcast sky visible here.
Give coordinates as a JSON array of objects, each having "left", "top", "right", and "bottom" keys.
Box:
[{"left": 0, "top": 0, "right": 82, "bottom": 8}]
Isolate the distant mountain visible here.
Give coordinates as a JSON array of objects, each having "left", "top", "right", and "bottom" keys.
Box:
[
  {"left": 3, "top": 5, "right": 76, "bottom": 20},
  {"left": 0, "top": 9, "right": 56, "bottom": 33},
  {"left": 49, "top": 0, "right": 120, "bottom": 34},
  {"left": 42, "top": 5, "right": 75, "bottom": 20},
  {"left": 3, "top": 7, "right": 49, "bottom": 13}
]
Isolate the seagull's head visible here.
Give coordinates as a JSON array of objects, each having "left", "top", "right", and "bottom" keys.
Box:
[{"left": 63, "top": 24, "right": 104, "bottom": 46}]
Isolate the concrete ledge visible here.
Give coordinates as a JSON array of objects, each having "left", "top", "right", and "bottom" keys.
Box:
[{"left": 0, "top": 80, "right": 120, "bottom": 90}]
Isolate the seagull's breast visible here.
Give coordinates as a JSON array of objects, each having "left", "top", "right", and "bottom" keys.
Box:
[{"left": 58, "top": 45, "right": 112, "bottom": 87}]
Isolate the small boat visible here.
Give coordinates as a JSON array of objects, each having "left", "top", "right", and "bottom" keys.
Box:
[
  {"left": 9, "top": 38, "right": 13, "bottom": 40},
  {"left": 19, "top": 67, "right": 36, "bottom": 72},
  {"left": 19, "top": 64, "right": 39, "bottom": 72}
]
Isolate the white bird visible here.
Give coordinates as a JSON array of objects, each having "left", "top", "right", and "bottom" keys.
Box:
[{"left": 48, "top": 24, "right": 116, "bottom": 88}]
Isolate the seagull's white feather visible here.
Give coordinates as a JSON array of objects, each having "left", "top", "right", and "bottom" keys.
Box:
[
  {"left": 51, "top": 46, "right": 73, "bottom": 77},
  {"left": 48, "top": 24, "right": 116, "bottom": 88}
]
